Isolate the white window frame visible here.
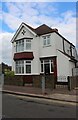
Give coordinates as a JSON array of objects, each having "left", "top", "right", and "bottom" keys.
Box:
[
  {"left": 40, "top": 59, "right": 54, "bottom": 74},
  {"left": 16, "top": 39, "right": 32, "bottom": 53},
  {"left": 15, "top": 60, "right": 32, "bottom": 75},
  {"left": 25, "top": 39, "right": 31, "bottom": 51},
  {"left": 15, "top": 60, "right": 24, "bottom": 74},
  {"left": 16, "top": 40, "right": 24, "bottom": 52},
  {"left": 43, "top": 35, "right": 51, "bottom": 47},
  {"left": 25, "top": 60, "right": 31, "bottom": 74}
]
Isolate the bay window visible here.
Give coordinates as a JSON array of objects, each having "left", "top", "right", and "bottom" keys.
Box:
[
  {"left": 16, "top": 60, "right": 24, "bottom": 74},
  {"left": 16, "top": 40, "right": 24, "bottom": 52},
  {"left": 15, "top": 60, "right": 31, "bottom": 74},
  {"left": 25, "top": 40, "right": 31, "bottom": 50},
  {"left": 25, "top": 61, "right": 31, "bottom": 73},
  {"left": 16, "top": 39, "right": 31, "bottom": 52}
]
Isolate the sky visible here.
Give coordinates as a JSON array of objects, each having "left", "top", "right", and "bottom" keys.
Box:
[{"left": 0, "top": 1, "right": 77, "bottom": 65}]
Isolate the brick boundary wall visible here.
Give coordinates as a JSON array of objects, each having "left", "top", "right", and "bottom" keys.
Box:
[
  {"left": 4, "top": 75, "right": 55, "bottom": 89},
  {"left": 33, "top": 75, "right": 55, "bottom": 89},
  {"left": 68, "top": 76, "right": 78, "bottom": 90},
  {"left": 4, "top": 76, "right": 24, "bottom": 86}
]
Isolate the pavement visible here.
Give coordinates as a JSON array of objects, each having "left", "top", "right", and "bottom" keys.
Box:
[{"left": 2, "top": 85, "right": 78, "bottom": 103}]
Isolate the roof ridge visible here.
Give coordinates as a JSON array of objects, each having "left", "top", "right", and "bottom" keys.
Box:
[{"left": 35, "top": 24, "right": 52, "bottom": 30}]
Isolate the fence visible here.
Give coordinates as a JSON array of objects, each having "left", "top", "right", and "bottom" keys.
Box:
[
  {"left": 68, "top": 76, "right": 78, "bottom": 90},
  {"left": 72, "top": 68, "right": 78, "bottom": 76}
]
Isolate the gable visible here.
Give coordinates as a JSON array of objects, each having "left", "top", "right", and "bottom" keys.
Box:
[
  {"left": 15, "top": 26, "right": 34, "bottom": 40},
  {"left": 11, "top": 23, "right": 37, "bottom": 42}
]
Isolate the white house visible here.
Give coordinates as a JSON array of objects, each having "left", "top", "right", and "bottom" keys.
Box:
[{"left": 11, "top": 22, "right": 78, "bottom": 84}]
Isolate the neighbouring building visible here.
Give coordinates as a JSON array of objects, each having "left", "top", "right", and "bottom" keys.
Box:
[
  {"left": 11, "top": 22, "right": 78, "bottom": 85},
  {"left": 0, "top": 62, "right": 12, "bottom": 74}
]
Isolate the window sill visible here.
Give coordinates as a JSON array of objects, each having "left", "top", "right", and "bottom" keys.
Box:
[
  {"left": 40, "top": 72, "right": 54, "bottom": 75},
  {"left": 43, "top": 45, "right": 51, "bottom": 48},
  {"left": 15, "top": 50, "right": 33, "bottom": 54},
  {"left": 15, "top": 73, "right": 32, "bottom": 75}
]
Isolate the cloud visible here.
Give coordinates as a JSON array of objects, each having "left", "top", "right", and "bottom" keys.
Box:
[
  {"left": 56, "top": 11, "right": 76, "bottom": 45},
  {"left": 0, "top": 32, "right": 14, "bottom": 65},
  {"left": 2, "top": 12, "right": 22, "bottom": 31},
  {"left": 1, "top": 2, "right": 77, "bottom": 65},
  {"left": 2, "top": 2, "right": 59, "bottom": 29}
]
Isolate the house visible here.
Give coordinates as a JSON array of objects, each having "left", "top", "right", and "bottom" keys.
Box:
[
  {"left": 0, "top": 62, "right": 12, "bottom": 74},
  {"left": 11, "top": 22, "right": 78, "bottom": 85}
]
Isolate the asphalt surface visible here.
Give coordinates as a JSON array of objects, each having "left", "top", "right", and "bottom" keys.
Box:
[{"left": 2, "top": 93, "right": 77, "bottom": 119}]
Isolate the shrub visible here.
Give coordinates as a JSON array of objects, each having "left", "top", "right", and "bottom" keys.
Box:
[{"left": 5, "top": 71, "right": 15, "bottom": 76}]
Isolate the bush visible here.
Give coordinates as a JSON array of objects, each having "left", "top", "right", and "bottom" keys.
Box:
[{"left": 5, "top": 71, "right": 15, "bottom": 76}]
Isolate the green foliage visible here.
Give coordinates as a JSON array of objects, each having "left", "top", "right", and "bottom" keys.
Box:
[{"left": 5, "top": 70, "right": 15, "bottom": 76}]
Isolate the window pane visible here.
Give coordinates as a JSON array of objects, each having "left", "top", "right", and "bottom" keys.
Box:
[
  {"left": 26, "top": 43, "right": 31, "bottom": 50},
  {"left": 15, "top": 60, "right": 24, "bottom": 74},
  {"left": 47, "top": 38, "right": 50, "bottom": 45},
  {"left": 16, "top": 40, "right": 24, "bottom": 52},
  {"left": 19, "top": 67, "right": 21, "bottom": 73},
  {"left": 43, "top": 39, "right": 46, "bottom": 46},
  {"left": 47, "top": 35, "right": 50, "bottom": 45},
  {"left": 22, "top": 66, "right": 24, "bottom": 73},
  {"left": 16, "top": 67, "right": 18, "bottom": 73},
  {"left": 26, "top": 65, "right": 31, "bottom": 73},
  {"left": 44, "top": 64, "right": 50, "bottom": 74}
]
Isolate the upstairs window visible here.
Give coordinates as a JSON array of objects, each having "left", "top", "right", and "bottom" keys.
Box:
[
  {"left": 16, "top": 39, "right": 31, "bottom": 52},
  {"left": 43, "top": 35, "right": 51, "bottom": 46},
  {"left": 25, "top": 39, "right": 31, "bottom": 50},
  {"left": 16, "top": 40, "right": 24, "bottom": 52}
]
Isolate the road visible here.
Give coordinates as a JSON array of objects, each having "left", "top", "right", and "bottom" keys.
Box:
[{"left": 2, "top": 93, "right": 77, "bottom": 119}]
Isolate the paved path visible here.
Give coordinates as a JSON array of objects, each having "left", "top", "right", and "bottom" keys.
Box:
[{"left": 3, "top": 85, "right": 78, "bottom": 103}]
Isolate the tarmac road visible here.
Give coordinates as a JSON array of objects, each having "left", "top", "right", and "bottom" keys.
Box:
[{"left": 2, "top": 93, "right": 77, "bottom": 119}]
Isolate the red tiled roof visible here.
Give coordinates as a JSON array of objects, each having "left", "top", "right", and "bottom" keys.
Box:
[
  {"left": 35, "top": 24, "right": 58, "bottom": 35},
  {"left": 14, "top": 52, "right": 34, "bottom": 60},
  {"left": 23, "top": 23, "right": 74, "bottom": 47},
  {"left": 24, "top": 23, "right": 58, "bottom": 36}
]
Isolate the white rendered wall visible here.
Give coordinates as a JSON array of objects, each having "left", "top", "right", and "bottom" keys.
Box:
[
  {"left": 54, "top": 33, "right": 63, "bottom": 52},
  {"left": 69, "top": 61, "right": 75, "bottom": 75},
  {"left": 57, "top": 50, "right": 71, "bottom": 82},
  {"left": 31, "top": 36, "right": 40, "bottom": 75},
  {"left": 39, "top": 33, "right": 56, "bottom": 58}
]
